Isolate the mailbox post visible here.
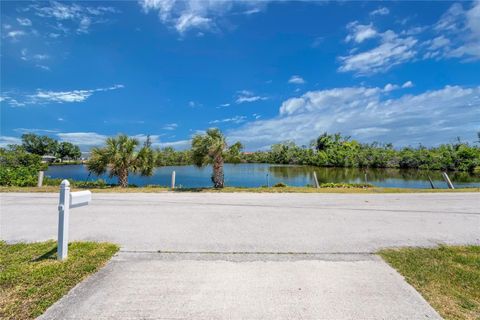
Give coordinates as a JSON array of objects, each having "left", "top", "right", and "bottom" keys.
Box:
[
  {"left": 57, "top": 180, "right": 91, "bottom": 261},
  {"left": 58, "top": 180, "right": 70, "bottom": 260}
]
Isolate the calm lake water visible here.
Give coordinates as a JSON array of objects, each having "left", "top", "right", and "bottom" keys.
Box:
[{"left": 45, "top": 164, "right": 480, "bottom": 189}]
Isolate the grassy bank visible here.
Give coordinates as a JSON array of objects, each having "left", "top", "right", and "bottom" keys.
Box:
[
  {"left": 0, "top": 241, "right": 118, "bottom": 320},
  {"left": 0, "top": 185, "right": 479, "bottom": 193},
  {"left": 380, "top": 246, "right": 480, "bottom": 320}
]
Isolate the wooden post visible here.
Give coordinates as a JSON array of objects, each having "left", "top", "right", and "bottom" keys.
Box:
[
  {"left": 171, "top": 171, "right": 176, "bottom": 190},
  {"left": 442, "top": 172, "right": 454, "bottom": 189},
  {"left": 313, "top": 171, "right": 320, "bottom": 188},
  {"left": 37, "top": 171, "right": 44, "bottom": 187},
  {"left": 427, "top": 176, "right": 435, "bottom": 189}
]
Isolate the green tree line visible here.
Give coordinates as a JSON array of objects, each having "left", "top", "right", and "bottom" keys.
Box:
[{"left": 155, "top": 132, "right": 480, "bottom": 173}]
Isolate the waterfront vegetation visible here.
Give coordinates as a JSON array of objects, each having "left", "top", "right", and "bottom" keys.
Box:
[
  {"left": 191, "top": 128, "right": 242, "bottom": 188},
  {"left": 157, "top": 132, "right": 480, "bottom": 173},
  {"left": 0, "top": 241, "right": 118, "bottom": 320},
  {"left": 380, "top": 246, "right": 480, "bottom": 320},
  {"left": 87, "top": 134, "right": 155, "bottom": 187},
  {"left": 1, "top": 131, "right": 479, "bottom": 188}
]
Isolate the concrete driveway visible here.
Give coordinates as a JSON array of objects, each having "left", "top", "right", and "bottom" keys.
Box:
[{"left": 2, "top": 192, "right": 479, "bottom": 319}]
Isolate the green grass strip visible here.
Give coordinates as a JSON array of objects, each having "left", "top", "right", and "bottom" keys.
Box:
[{"left": 0, "top": 241, "right": 118, "bottom": 320}]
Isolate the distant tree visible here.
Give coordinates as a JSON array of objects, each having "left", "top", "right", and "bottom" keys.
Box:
[
  {"left": 87, "top": 134, "right": 155, "bottom": 187},
  {"left": 21, "top": 133, "right": 58, "bottom": 156},
  {"left": 56, "top": 142, "right": 81, "bottom": 161},
  {"left": 225, "top": 141, "right": 244, "bottom": 164},
  {"left": 191, "top": 128, "right": 237, "bottom": 188}
]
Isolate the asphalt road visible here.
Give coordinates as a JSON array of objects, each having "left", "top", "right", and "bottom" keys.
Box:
[
  {"left": 2, "top": 192, "right": 479, "bottom": 319},
  {"left": 2, "top": 192, "right": 479, "bottom": 252}
]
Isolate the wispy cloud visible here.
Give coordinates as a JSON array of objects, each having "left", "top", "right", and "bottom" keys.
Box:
[
  {"left": 288, "top": 75, "right": 306, "bottom": 84},
  {"left": 5, "top": 30, "right": 26, "bottom": 40},
  {"left": 228, "top": 85, "right": 480, "bottom": 149},
  {"left": 339, "top": 1, "right": 480, "bottom": 75},
  {"left": 235, "top": 90, "right": 268, "bottom": 104},
  {"left": 209, "top": 115, "right": 246, "bottom": 124},
  {"left": 0, "top": 136, "right": 22, "bottom": 147},
  {"left": 139, "top": 0, "right": 268, "bottom": 35},
  {"left": 162, "top": 123, "right": 178, "bottom": 130},
  {"left": 1, "top": 84, "right": 124, "bottom": 107},
  {"left": 57, "top": 132, "right": 108, "bottom": 146},
  {"left": 339, "top": 30, "right": 417, "bottom": 75},
  {"left": 429, "top": 1, "right": 480, "bottom": 60},
  {"left": 17, "top": 17, "right": 32, "bottom": 26},
  {"left": 27, "top": 1, "right": 118, "bottom": 35},
  {"left": 370, "top": 7, "right": 389, "bottom": 16},
  {"left": 345, "top": 21, "right": 378, "bottom": 43},
  {"left": 14, "top": 128, "right": 59, "bottom": 134}
]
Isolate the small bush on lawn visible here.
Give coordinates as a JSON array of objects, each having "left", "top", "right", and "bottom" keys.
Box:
[{"left": 273, "top": 182, "right": 287, "bottom": 187}]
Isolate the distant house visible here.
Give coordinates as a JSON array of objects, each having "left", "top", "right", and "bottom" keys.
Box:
[{"left": 41, "top": 155, "right": 56, "bottom": 163}]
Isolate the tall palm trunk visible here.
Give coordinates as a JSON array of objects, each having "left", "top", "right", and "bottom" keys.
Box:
[
  {"left": 118, "top": 168, "right": 129, "bottom": 187},
  {"left": 212, "top": 154, "right": 224, "bottom": 188}
]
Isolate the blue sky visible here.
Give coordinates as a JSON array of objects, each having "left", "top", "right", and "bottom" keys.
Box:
[{"left": 1, "top": 0, "right": 479, "bottom": 151}]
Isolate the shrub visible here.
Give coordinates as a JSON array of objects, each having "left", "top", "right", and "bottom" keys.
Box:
[
  {"left": 0, "top": 147, "right": 45, "bottom": 187},
  {"left": 273, "top": 182, "right": 287, "bottom": 187}
]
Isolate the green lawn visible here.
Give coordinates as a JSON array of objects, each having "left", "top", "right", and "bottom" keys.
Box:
[
  {"left": 380, "top": 245, "right": 480, "bottom": 320},
  {"left": 0, "top": 241, "right": 118, "bottom": 320}
]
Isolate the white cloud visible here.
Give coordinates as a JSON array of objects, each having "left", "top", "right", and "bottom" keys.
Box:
[
  {"left": 209, "top": 115, "right": 246, "bottom": 124},
  {"left": 219, "top": 103, "right": 231, "bottom": 107},
  {"left": 162, "top": 123, "right": 178, "bottom": 130},
  {"left": 28, "top": 1, "right": 117, "bottom": 35},
  {"left": 228, "top": 85, "right": 480, "bottom": 149},
  {"left": 235, "top": 90, "right": 268, "bottom": 104},
  {"left": 434, "top": 1, "right": 480, "bottom": 60},
  {"left": 370, "top": 7, "right": 389, "bottom": 16},
  {"left": 154, "top": 139, "right": 191, "bottom": 149},
  {"left": 345, "top": 22, "right": 378, "bottom": 43},
  {"left": 339, "top": 30, "right": 417, "bottom": 75},
  {"left": 288, "top": 75, "right": 306, "bottom": 84},
  {"left": 402, "top": 81, "right": 414, "bottom": 88},
  {"left": 0, "top": 136, "right": 22, "bottom": 147},
  {"left": 2, "top": 84, "right": 124, "bottom": 107},
  {"left": 383, "top": 83, "right": 398, "bottom": 92},
  {"left": 14, "top": 128, "right": 59, "bottom": 134},
  {"left": 339, "top": 2, "right": 480, "bottom": 75},
  {"left": 5, "top": 30, "right": 26, "bottom": 40},
  {"left": 57, "top": 132, "right": 107, "bottom": 146},
  {"left": 175, "top": 13, "right": 211, "bottom": 33},
  {"left": 139, "top": 0, "right": 267, "bottom": 34},
  {"left": 17, "top": 18, "right": 32, "bottom": 26}
]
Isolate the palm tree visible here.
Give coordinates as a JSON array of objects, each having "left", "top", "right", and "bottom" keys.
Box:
[
  {"left": 87, "top": 134, "right": 155, "bottom": 187},
  {"left": 191, "top": 128, "right": 233, "bottom": 188}
]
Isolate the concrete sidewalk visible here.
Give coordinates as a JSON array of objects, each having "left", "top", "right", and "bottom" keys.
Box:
[
  {"left": 3, "top": 192, "right": 478, "bottom": 319},
  {"left": 39, "top": 252, "right": 441, "bottom": 320}
]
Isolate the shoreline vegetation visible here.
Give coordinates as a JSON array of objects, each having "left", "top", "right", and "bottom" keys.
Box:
[
  {"left": 1, "top": 131, "right": 479, "bottom": 189},
  {"left": 1, "top": 184, "right": 479, "bottom": 193}
]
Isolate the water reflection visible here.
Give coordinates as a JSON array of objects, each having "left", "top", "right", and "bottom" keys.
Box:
[{"left": 45, "top": 163, "right": 480, "bottom": 189}]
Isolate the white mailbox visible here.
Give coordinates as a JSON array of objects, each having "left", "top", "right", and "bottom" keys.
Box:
[{"left": 70, "top": 190, "right": 92, "bottom": 208}]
